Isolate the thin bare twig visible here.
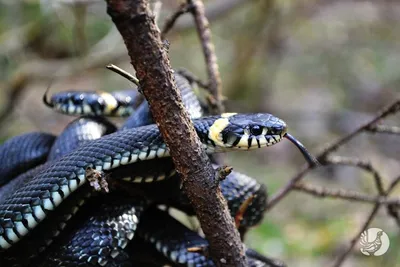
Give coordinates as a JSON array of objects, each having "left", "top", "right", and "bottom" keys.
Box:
[
  {"left": 188, "top": 0, "right": 223, "bottom": 114},
  {"left": 332, "top": 175, "right": 400, "bottom": 267},
  {"left": 106, "top": 64, "right": 140, "bottom": 86},
  {"left": 267, "top": 99, "right": 400, "bottom": 211},
  {"left": 326, "top": 155, "right": 399, "bottom": 232},
  {"left": 293, "top": 182, "right": 400, "bottom": 205},
  {"left": 327, "top": 156, "right": 385, "bottom": 195},
  {"left": 176, "top": 68, "right": 209, "bottom": 89},
  {"left": 161, "top": 3, "right": 193, "bottom": 39},
  {"left": 387, "top": 204, "right": 400, "bottom": 228},
  {"left": 386, "top": 176, "right": 400, "bottom": 227},
  {"left": 332, "top": 204, "right": 380, "bottom": 267},
  {"left": 174, "top": 0, "right": 248, "bottom": 32},
  {"left": 387, "top": 175, "right": 400, "bottom": 192},
  {"left": 366, "top": 125, "right": 400, "bottom": 135},
  {"left": 318, "top": 99, "right": 400, "bottom": 161},
  {"left": 266, "top": 165, "right": 310, "bottom": 210}
]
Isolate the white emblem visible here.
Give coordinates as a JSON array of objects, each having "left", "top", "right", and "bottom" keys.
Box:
[{"left": 359, "top": 228, "right": 390, "bottom": 256}]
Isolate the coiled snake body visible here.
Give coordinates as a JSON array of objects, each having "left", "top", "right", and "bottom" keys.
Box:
[{"left": 0, "top": 72, "right": 316, "bottom": 266}]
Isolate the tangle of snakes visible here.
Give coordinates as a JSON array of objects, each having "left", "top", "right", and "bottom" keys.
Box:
[{"left": 0, "top": 72, "right": 317, "bottom": 266}]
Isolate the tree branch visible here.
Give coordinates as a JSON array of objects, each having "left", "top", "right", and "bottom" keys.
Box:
[
  {"left": 332, "top": 204, "right": 380, "bottom": 267},
  {"left": 332, "top": 175, "right": 400, "bottom": 267},
  {"left": 161, "top": 3, "right": 193, "bottom": 39},
  {"left": 293, "top": 182, "right": 400, "bottom": 205},
  {"left": 327, "top": 156, "right": 385, "bottom": 195},
  {"left": 318, "top": 99, "right": 400, "bottom": 161},
  {"left": 267, "top": 98, "right": 400, "bottom": 211},
  {"left": 188, "top": 0, "right": 224, "bottom": 114},
  {"left": 106, "top": 64, "right": 140, "bottom": 86},
  {"left": 104, "top": 1, "right": 246, "bottom": 266}
]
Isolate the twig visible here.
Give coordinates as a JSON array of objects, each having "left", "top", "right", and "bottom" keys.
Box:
[
  {"left": 176, "top": 68, "right": 209, "bottom": 89},
  {"left": 318, "top": 99, "right": 400, "bottom": 162},
  {"left": 106, "top": 64, "right": 140, "bottom": 86},
  {"left": 366, "top": 125, "right": 400, "bottom": 135},
  {"left": 266, "top": 165, "right": 310, "bottom": 210},
  {"left": 386, "top": 175, "right": 400, "bottom": 227},
  {"left": 188, "top": 0, "right": 224, "bottom": 114},
  {"left": 387, "top": 175, "right": 400, "bottom": 192},
  {"left": 173, "top": 0, "right": 248, "bottom": 32},
  {"left": 326, "top": 154, "right": 399, "bottom": 233},
  {"left": 161, "top": 3, "right": 193, "bottom": 39},
  {"left": 267, "top": 99, "right": 400, "bottom": 211},
  {"left": 104, "top": 1, "right": 245, "bottom": 266},
  {"left": 387, "top": 204, "right": 400, "bottom": 228},
  {"left": 293, "top": 182, "right": 400, "bottom": 205},
  {"left": 332, "top": 175, "right": 400, "bottom": 267},
  {"left": 327, "top": 156, "right": 385, "bottom": 195},
  {"left": 332, "top": 204, "right": 380, "bottom": 267}
]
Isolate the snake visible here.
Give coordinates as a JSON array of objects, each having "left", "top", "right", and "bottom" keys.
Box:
[
  {"left": 0, "top": 112, "right": 287, "bottom": 248},
  {"left": 43, "top": 89, "right": 141, "bottom": 117},
  {"left": 0, "top": 112, "right": 310, "bottom": 266},
  {"left": 0, "top": 72, "right": 317, "bottom": 266},
  {"left": 47, "top": 116, "right": 117, "bottom": 161},
  {"left": 0, "top": 73, "right": 203, "bottom": 264},
  {"left": 121, "top": 72, "right": 204, "bottom": 129},
  {"left": 0, "top": 116, "right": 119, "bottom": 265},
  {"left": 134, "top": 207, "right": 286, "bottom": 267},
  {"left": 40, "top": 192, "right": 146, "bottom": 267},
  {"left": 42, "top": 73, "right": 202, "bottom": 121},
  {"left": 0, "top": 132, "right": 56, "bottom": 186}
]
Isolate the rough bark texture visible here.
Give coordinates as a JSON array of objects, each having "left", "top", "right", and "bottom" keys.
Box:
[{"left": 105, "top": 0, "right": 246, "bottom": 266}]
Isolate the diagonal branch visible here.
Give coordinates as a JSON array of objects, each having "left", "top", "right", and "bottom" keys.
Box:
[
  {"left": 104, "top": 0, "right": 246, "bottom": 266},
  {"left": 293, "top": 182, "right": 400, "bottom": 205},
  {"left": 318, "top": 99, "right": 400, "bottom": 162},
  {"left": 161, "top": 3, "right": 193, "bottom": 39},
  {"left": 332, "top": 175, "right": 400, "bottom": 267},
  {"left": 188, "top": 0, "right": 224, "bottom": 114},
  {"left": 386, "top": 175, "right": 400, "bottom": 227},
  {"left": 267, "top": 98, "right": 400, "bottom": 211},
  {"left": 327, "top": 156, "right": 385, "bottom": 195},
  {"left": 332, "top": 204, "right": 380, "bottom": 267}
]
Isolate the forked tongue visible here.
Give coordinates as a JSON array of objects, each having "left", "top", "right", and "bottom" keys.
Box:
[{"left": 284, "top": 133, "right": 320, "bottom": 167}]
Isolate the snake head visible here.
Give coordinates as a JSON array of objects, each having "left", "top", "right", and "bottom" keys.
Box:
[
  {"left": 209, "top": 112, "right": 319, "bottom": 167},
  {"left": 209, "top": 113, "right": 287, "bottom": 150}
]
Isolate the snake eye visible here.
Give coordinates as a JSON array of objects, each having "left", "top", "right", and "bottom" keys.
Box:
[{"left": 250, "top": 125, "right": 263, "bottom": 136}]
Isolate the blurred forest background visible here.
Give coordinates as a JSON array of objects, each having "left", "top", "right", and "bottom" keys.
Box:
[{"left": 0, "top": 0, "right": 399, "bottom": 266}]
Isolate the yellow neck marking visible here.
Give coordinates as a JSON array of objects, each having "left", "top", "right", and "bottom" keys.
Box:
[
  {"left": 100, "top": 92, "right": 118, "bottom": 114},
  {"left": 208, "top": 113, "right": 237, "bottom": 146}
]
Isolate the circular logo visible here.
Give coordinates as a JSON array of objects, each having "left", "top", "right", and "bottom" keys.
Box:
[{"left": 359, "top": 228, "right": 390, "bottom": 256}]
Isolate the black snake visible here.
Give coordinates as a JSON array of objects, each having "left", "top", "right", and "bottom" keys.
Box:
[{"left": 0, "top": 72, "right": 316, "bottom": 266}]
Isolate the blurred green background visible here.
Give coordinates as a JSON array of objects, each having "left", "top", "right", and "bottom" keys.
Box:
[{"left": 0, "top": 0, "right": 399, "bottom": 266}]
